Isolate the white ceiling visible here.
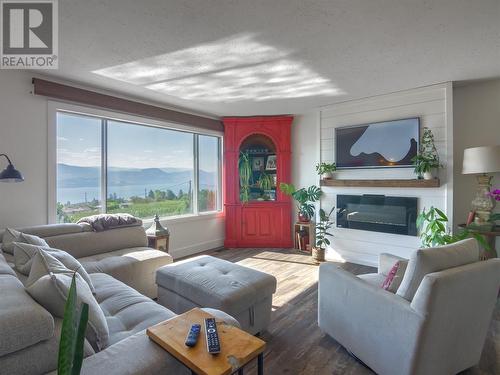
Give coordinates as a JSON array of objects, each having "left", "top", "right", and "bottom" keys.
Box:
[{"left": 43, "top": 0, "right": 500, "bottom": 117}]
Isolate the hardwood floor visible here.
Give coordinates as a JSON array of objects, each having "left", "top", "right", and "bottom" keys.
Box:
[{"left": 195, "top": 247, "right": 500, "bottom": 375}]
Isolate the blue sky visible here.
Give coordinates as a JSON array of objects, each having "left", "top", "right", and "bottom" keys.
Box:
[{"left": 57, "top": 112, "right": 218, "bottom": 171}]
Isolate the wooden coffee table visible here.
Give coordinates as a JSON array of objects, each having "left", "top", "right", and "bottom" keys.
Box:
[{"left": 147, "top": 308, "right": 266, "bottom": 375}]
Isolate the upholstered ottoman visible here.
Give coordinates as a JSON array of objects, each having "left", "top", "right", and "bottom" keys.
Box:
[{"left": 156, "top": 255, "right": 277, "bottom": 335}]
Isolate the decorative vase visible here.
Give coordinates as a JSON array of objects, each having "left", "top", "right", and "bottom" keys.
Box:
[
  {"left": 312, "top": 247, "right": 325, "bottom": 263},
  {"left": 472, "top": 175, "right": 495, "bottom": 224},
  {"left": 298, "top": 213, "right": 310, "bottom": 223},
  {"left": 423, "top": 171, "right": 433, "bottom": 180}
]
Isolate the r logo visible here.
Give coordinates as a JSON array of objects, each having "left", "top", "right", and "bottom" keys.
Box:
[{"left": 1, "top": 0, "right": 58, "bottom": 68}]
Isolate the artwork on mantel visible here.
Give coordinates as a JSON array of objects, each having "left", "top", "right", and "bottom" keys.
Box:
[{"left": 335, "top": 117, "right": 419, "bottom": 169}]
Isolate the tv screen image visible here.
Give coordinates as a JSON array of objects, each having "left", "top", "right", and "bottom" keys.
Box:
[{"left": 335, "top": 117, "right": 419, "bottom": 169}]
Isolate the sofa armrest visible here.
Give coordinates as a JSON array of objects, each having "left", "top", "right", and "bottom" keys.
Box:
[
  {"left": 79, "top": 330, "right": 190, "bottom": 375},
  {"left": 318, "top": 263, "right": 424, "bottom": 375},
  {"left": 378, "top": 252, "right": 406, "bottom": 276}
]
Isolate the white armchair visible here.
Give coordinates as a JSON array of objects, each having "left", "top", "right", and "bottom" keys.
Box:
[{"left": 318, "top": 239, "right": 500, "bottom": 375}]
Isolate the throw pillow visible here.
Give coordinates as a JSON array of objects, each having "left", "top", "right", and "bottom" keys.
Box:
[
  {"left": 381, "top": 260, "right": 408, "bottom": 293},
  {"left": 396, "top": 238, "right": 479, "bottom": 301},
  {"left": 2, "top": 228, "right": 48, "bottom": 254},
  {"left": 25, "top": 250, "right": 109, "bottom": 352},
  {"left": 12, "top": 242, "right": 95, "bottom": 294}
]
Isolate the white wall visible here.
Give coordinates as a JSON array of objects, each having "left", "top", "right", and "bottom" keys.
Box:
[
  {"left": 0, "top": 70, "right": 223, "bottom": 259},
  {"left": 453, "top": 79, "right": 500, "bottom": 248},
  {"left": 319, "top": 83, "right": 453, "bottom": 266}
]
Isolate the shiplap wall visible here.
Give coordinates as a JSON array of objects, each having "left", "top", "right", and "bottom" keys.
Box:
[{"left": 320, "top": 83, "right": 453, "bottom": 266}]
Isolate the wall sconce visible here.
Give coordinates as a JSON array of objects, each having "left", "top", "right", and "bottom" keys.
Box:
[{"left": 0, "top": 154, "right": 24, "bottom": 182}]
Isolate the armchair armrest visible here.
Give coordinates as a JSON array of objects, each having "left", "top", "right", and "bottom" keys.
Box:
[
  {"left": 79, "top": 330, "right": 190, "bottom": 375},
  {"left": 379, "top": 253, "right": 406, "bottom": 276},
  {"left": 318, "top": 263, "right": 424, "bottom": 375}
]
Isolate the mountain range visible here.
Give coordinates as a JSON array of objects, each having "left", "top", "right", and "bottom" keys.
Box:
[{"left": 57, "top": 164, "right": 216, "bottom": 189}]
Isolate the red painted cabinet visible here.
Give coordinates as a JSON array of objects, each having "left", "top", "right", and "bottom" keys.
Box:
[{"left": 223, "top": 116, "right": 293, "bottom": 248}]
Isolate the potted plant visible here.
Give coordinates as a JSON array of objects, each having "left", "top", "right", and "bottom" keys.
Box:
[
  {"left": 417, "top": 206, "right": 490, "bottom": 251},
  {"left": 279, "top": 183, "right": 321, "bottom": 222},
  {"left": 238, "top": 151, "right": 253, "bottom": 203},
  {"left": 412, "top": 127, "right": 441, "bottom": 180},
  {"left": 312, "top": 207, "right": 335, "bottom": 262},
  {"left": 316, "top": 162, "right": 337, "bottom": 179}
]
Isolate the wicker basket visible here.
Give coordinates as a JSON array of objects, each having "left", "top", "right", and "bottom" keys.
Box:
[{"left": 312, "top": 247, "right": 325, "bottom": 263}]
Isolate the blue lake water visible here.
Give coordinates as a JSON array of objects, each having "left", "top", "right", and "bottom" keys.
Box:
[{"left": 58, "top": 183, "right": 196, "bottom": 204}]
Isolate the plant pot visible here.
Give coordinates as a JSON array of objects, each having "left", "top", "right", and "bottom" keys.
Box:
[
  {"left": 312, "top": 247, "right": 325, "bottom": 263},
  {"left": 298, "top": 213, "right": 310, "bottom": 223},
  {"left": 423, "top": 171, "right": 433, "bottom": 180},
  {"left": 321, "top": 172, "right": 333, "bottom": 180}
]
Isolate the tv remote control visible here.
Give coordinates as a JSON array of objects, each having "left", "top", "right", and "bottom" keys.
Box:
[
  {"left": 185, "top": 324, "right": 201, "bottom": 347},
  {"left": 204, "top": 318, "right": 221, "bottom": 354}
]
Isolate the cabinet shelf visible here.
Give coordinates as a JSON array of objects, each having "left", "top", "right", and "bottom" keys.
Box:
[{"left": 320, "top": 178, "right": 440, "bottom": 188}]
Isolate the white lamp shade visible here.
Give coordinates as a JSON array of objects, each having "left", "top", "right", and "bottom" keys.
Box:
[{"left": 462, "top": 145, "right": 500, "bottom": 174}]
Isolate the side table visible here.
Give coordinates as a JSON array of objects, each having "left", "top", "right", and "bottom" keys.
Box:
[{"left": 147, "top": 308, "right": 265, "bottom": 375}]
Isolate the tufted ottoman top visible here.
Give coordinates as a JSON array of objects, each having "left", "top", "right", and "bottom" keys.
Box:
[{"left": 156, "top": 255, "right": 277, "bottom": 314}]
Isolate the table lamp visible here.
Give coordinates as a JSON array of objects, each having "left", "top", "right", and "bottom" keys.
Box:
[
  {"left": 462, "top": 145, "right": 500, "bottom": 224},
  {"left": 0, "top": 154, "right": 24, "bottom": 182}
]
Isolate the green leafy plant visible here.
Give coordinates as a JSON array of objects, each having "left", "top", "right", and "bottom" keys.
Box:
[
  {"left": 238, "top": 152, "right": 253, "bottom": 203},
  {"left": 417, "top": 206, "right": 491, "bottom": 250},
  {"left": 257, "top": 171, "right": 274, "bottom": 191},
  {"left": 280, "top": 183, "right": 321, "bottom": 221},
  {"left": 412, "top": 127, "right": 441, "bottom": 177},
  {"left": 412, "top": 154, "right": 440, "bottom": 176},
  {"left": 316, "top": 207, "right": 335, "bottom": 250},
  {"left": 315, "top": 162, "right": 337, "bottom": 175},
  {"left": 58, "top": 273, "right": 89, "bottom": 375}
]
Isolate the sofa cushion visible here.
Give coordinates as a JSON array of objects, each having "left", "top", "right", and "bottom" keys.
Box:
[
  {"left": 12, "top": 242, "right": 95, "bottom": 293},
  {"left": 90, "top": 273, "right": 175, "bottom": 345},
  {"left": 2, "top": 228, "right": 48, "bottom": 254},
  {"left": 25, "top": 251, "right": 109, "bottom": 352},
  {"left": 44, "top": 226, "right": 148, "bottom": 259},
  {"left": 80, "top": 247, "right": 172, "bottom": 298},
  {"left": 156, "top": 255, "right": 277, "bottom": 314},
  {"left": 396, "top": 238, "right": 479, "bottom": 301},
  {"left": 0, "top": 252, "right": 16, "bottom": 277},
  {"left": 0, "top": 274, "right": 54, "bottom": 357}
]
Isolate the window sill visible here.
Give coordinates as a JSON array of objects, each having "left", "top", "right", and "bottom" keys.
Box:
[{"left": 142, "top": 211, "right": 224, "bottom": 226}]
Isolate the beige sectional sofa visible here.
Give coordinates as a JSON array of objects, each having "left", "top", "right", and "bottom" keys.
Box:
[
  {"left": 0, "top": 223, "right": 239, "bottom": 374},
  {"left": 0, "top": 223, "right": 172, "bottom": 298}
]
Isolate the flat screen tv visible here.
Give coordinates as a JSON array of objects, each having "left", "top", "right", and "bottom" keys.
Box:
[{"left": 335, "top": 117, "right": 419, "bottom": 169}]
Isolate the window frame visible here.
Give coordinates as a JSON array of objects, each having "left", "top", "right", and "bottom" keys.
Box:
[{"left": 48, "top": 101, "right": 223, "bottom": 224}]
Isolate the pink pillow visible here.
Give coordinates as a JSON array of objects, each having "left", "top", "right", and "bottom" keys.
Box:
[{"left": 382, "top": 260, "right": 408, "bottom": 293}]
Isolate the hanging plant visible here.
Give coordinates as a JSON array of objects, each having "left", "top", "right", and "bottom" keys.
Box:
[{"left": 239, "top": 151, "right": 252, "bottom": 203}]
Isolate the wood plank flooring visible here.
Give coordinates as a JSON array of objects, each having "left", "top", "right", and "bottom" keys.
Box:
[{"left": 195, "top": 247, "right": 500, "bottom": 375}]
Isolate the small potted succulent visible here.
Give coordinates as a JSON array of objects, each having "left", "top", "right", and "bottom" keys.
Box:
[
  {"left": 280, "top": 183, "right": 321, "bottom": 222},
  {"left": 412, "top": 127, "right": 441, "bottom": 180},
  {"left": 316, "top": 162, "right": 337, "bottom": 180},
  {"left": 312, "top": 207, "right": 335, "bottom": 263}
]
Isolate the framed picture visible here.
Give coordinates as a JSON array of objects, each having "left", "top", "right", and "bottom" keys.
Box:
[
  {"left": 266, "top": 155, "right": 277, "bottom": 170},
  {"left": 252, "top": 157, "right": 265, "bottom": 171}
]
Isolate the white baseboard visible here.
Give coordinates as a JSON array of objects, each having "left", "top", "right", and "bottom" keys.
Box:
[{"left": 170, "top": 238, "right": 225, "bottom": 260}]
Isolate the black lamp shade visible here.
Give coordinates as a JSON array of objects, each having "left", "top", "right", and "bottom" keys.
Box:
[{"left": 0, "top": 163, "right": 24, "bottom": 182}]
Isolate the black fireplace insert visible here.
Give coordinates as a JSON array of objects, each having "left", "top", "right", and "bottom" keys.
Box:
[{"left": 336, "top": 194, "right": 417, "bottom": 236}]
